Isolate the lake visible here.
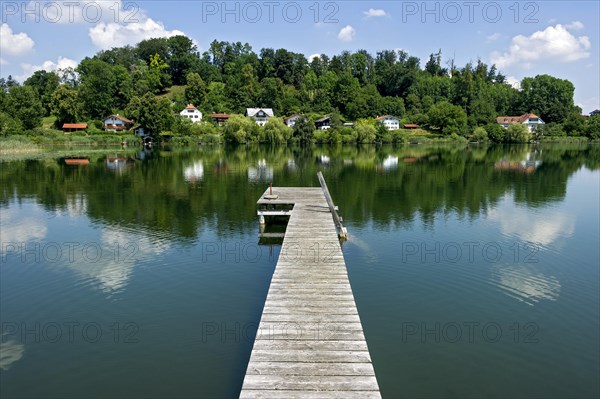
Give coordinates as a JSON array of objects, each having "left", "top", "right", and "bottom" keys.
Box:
[{"left": 1, "top": 143, "right": 599, "bottom": 398}]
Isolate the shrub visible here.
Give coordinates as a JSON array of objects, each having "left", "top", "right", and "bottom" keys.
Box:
[{"left": 471, "top": 127, "right": 488, "bottom": 142}]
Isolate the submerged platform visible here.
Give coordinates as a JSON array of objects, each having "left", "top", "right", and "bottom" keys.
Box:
[{"left": 240, "top": 187, "right": 380, "bottom": 398}]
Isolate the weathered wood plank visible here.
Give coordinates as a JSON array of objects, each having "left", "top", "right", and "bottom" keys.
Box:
[
  {"left": 241, "top": 375, "right": 379, "bottom": 391},
  {"left": 240, "top": 390, "right": 381, "bottom": 399},
  {"left": 241, "top": 186, "right": 380, "bottom": 398},
  {"left": 250, "top": 340, "right": 369, "bottom": 352}
]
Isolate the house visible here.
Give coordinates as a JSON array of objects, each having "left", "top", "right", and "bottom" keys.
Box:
[
  {"left": 315, "top": 116, "right": 332, "bottom": 130},
  {"left": 403, "top": 123, "right": 420, "bottom": 130},
  {"left": 496, "top": 113, "right": 545, "bottom": 132},
  {"left": 210, "top": 113, "right": 230, "bottom": 126},
  {"left": 284, "top": 114, "right": 304, "bottom": 127},
  {"left": 246, "top": 108, "right": 274, "bottom": 126},
  {"left": 180, "top": 104, "right": 202, "bottom": 123},
  {"left": 62, "top": 123, "right": 87, "bottom": 133},
  {"left": 342, "top": 122, "right": 355, "bottom": 127},
  {"left": 375, "top": 115, "right": 400, "bottom": 130},
  {"left": 133, "top": 126, "right": 147, "bottom": 137},
  {"left": 103, "top": 115, "right": 133, "bottom": 132}
]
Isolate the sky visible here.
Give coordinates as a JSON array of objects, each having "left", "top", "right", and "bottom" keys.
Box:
[{"left": 0, "top": 0, "right": 598, "bottom": 113}]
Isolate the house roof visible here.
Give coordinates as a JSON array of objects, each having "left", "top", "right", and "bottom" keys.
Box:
[
  {"left": 315, "top": 116, "right": 332, "bottom": 123},
  {"left": 104, "top": 114, "right": 133, "bottom": 124},
  {"left": 497, "top": 113, "right": 543, "bottom": 124},
  {"left": 375, "top": 115, "right": 399, "bottom": 121},
  {"left": 210, "top": 113, "right": 230, "bottom": 118},
  {"left": 284, "top": 114, "right": 303, "bottom": 122},
  {"left": 403, "top": 123, "right": 420, "bottom": 128},
  {"left": 246, "top": 108, "right": 274, "bottom": 117},
  {"left": 63, "top": 123, "right": 88, "bottom": 129},
  {"left": 185, "top": 104, "right": 198, "bottom": 110}
]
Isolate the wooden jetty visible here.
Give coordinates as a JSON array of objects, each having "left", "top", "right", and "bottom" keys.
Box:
[{"left": 240, "top": 174, "right": 380, "bottom": 398}]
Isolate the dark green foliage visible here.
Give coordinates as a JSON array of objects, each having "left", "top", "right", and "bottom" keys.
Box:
[{"left": 1, "top": 36, "right": 589, "bottom": 141}]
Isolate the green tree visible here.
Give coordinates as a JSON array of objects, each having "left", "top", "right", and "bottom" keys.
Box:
[
  {"left": 127, "top": 93, "right": 174, "bottom": 136},
  {"left": 562, "top": 110, "right": 586, "bottom": 136},
  {"left": 184, "top": 72, "right": 206, "bottom": 106},
  {"left": 506, "top": 123, "right": 531, "bottom": 143},
  {"left": 586, "top": 115, "right": 600, "bottom": 140},
  {"left": 292, "top": 117, "right": 314, "bottom": 144},
  {"left": 167, "top": 35, "right": 200, "bottom": 85},
  {"left": 354, "top": 120, "right": 377, "bottom": 143},
  {"left": 223, "top": 115, "right": 256, "bottom": 143},
  {"left": 485, "top": 123, "right": 506, "bottom": 143},
  {"left": 472, "top": 127, "right": 488, "bottom": 142},
  {"left": 148, "top": 53, "right": 171, "bottom": 93},
  {"left": 5, "top": 85, "right": 44, "bottom": 130},
  {"left": 51, "top": 84, "right": 82, "bottom": 126},
  {"left": 427, "top": 101, "right": 467, "bottom": 135},
  {"left": 261, "top": 117, "right": 292, "bottom": 144},
  {"left": 24, "top": 70, "right": 59, "bottom": 115},
  {"left": 539, "top": 123, "right": 566, "bottom": 137},
  {"left": 520, "top": 75, "right": 575, "bottom": 123},
  {"left": 78, "top": 58, "right": 116, "bottom": 118},
  {"left": 0, "top": 112, "right": 24, "bottom": 136}
]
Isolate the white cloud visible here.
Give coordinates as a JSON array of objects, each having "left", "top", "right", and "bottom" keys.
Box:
[
  {"left": 489, "top": 207, "right": 575, "bottom": 247},
  {"left": 506, "top": 76, "right": 521, "bottom": 90},
  {"left": 364, "top": 8, "right": 387, "bottom": 17},
  {"left": 565, "top": 21, "right": 584, "bottom": 30},
  {"left": 89, "top": 18, "right": 184, "bottom": 50},
  {"left": 337, "top": 25, "right": 356, "bottom": 42},
  {"left": 487, "top": 33, "right": 502, "bottom": 42},
  {"left": 0, "top": 23, "right": 35, "bottom": 56},
  {"left": 0, "top": 206, "right": 47, "bottom": 244},
  {"left": 18, "top": 56, "right": 78, "bottom": 81},
  {"left": 491, "top": 23, "right": 591, "bottom": 69}
]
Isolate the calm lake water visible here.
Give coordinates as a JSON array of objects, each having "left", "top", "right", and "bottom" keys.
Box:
[{"left": 1, "top": 144, "right": 599, "bottom": 398}]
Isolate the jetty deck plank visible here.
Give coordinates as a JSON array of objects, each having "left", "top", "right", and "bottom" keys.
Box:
[{"left": 240, "top": 187, "right": 380, "bottom": 398}]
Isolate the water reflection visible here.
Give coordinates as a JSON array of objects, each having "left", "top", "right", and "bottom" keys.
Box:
[
  {"left": 248, "top": 159, "right": 273, "bottom": 182},
  {"left": 494, "top": 151, "right": 543, "bottom": 174},
  {"left": 382, "top": 155, "right": 399, "bottom": 170},
  {"left": 184, "top": 161, "right": 204, "bottom": 182},
  {"left": 62, "top": 225, "right": 171, "bottom": 296},
  {"left": 492, "top": 265, "right": 561, "bottom": 305},
  {"left": 0, "top": 205, "right": 48, "bottom": 243},
  {"left": 489, "top": 206, "right": 575, "bottom": 247},
  {"left": 0, "top": 340, "right": 25, "bottom": 371}
]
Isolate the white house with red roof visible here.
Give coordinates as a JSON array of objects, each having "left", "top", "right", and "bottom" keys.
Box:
[
  {"left": 496, "top": 113, "right": 545, "bottom": 132},
  {"left": 375, "top": 115, "right": 400, "bottom": 130},
  {"left": 180, "top": 104, "right": 202, "bottom": 123}
]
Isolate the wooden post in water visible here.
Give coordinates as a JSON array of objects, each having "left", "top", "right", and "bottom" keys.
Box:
[{"left": 317, "top": 171, "right": 348, "bottom": 239}]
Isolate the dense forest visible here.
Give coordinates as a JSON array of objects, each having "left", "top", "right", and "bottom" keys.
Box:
[{"left": 1, "top": 35, "right": 598, "bottom": 144}]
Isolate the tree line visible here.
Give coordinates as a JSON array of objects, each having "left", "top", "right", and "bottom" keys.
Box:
[{"left": 0, "top": 36, "right": 598, "bottom": 143}]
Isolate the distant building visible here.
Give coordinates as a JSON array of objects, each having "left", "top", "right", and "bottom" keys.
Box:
[
  {"left": 496, "top": 113, "right": 545, "bottom": 132},
  {"left": 284, "top": 114, "right": 304, "bottom": 127},
  {"left": 315, "top": 116, "right": 332, "bottom": 130},
  {"left": 180, "top": 104, "right": 202, "bottom": 122},
  {"left": 403, "top": 123, "right": 420, "bottom": 130},
  {"left": 62, "top": 123, "right": 87, "bottom": 133},
  {"left": 103, "top": 115, "right": 133, "bottom": 132},
  {"left": 210, "top": 113, "right": 230, "bottom": 126},
  {"left": 375, "top": 115, "right": 400, "bottom": 130},
  {"left": 246, "top": 108, "right": 274, "bottom": 126}
]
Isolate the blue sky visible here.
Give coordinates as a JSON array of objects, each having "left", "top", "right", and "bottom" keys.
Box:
[{"left": 1, "top": 1, "right": 598, "bottom": 113}]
